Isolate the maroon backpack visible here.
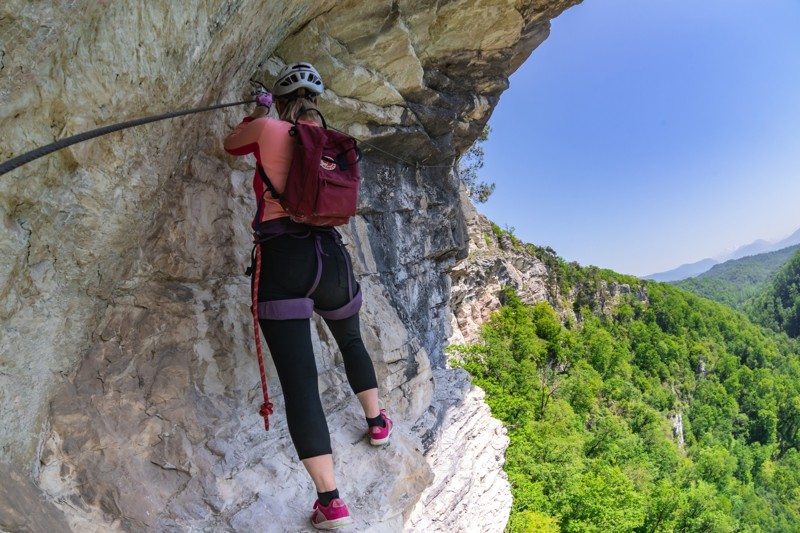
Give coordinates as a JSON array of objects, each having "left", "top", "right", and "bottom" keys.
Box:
[{"left": 257, "top": 110, "right": 361, "bottom": 228}]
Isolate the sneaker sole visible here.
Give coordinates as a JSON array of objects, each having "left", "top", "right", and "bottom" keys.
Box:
[
  {"left": 312, "top": 516, "right": 354, "bottom": 530},
  {"left": 369, "top": 428, "right": 392, "bottom": 446}
]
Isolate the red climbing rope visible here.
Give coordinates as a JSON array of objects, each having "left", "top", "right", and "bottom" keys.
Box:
[{"left": 252, "top": 242, "right": 273, "bottom": 430}]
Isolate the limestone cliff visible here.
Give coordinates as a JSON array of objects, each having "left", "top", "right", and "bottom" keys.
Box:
[
  {"left": 449, "top": 200, "right": 555, "bottom": 345},
  {"left": 449, "top": 200, "right": 648, "bottom": 346},
  {"left": 0, "top": 1, "right": 579, "bottom": 531}
]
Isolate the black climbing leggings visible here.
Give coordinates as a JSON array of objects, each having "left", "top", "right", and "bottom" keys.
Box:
[{"left": 257, "top": 230, "right": 378, "bottom": 460}]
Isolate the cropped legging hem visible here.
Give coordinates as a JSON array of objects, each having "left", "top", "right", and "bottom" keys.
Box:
[
  {"left": 256, "top": 231, "right": 379, "bottom": 460},
  {"left": 260, "top": 314, "right": 378, "bottom": 459}
]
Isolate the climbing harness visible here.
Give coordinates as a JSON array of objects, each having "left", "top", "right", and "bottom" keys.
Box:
[{"left": 246, "top": 218, "right": 361, "bottom": 431}]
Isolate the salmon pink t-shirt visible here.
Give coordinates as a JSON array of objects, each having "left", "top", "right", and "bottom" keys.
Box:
[{"left": 224, "top": 116, "right": 296, "bottom": 224}]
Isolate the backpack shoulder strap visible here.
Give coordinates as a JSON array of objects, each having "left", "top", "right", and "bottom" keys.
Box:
[
  {"left": 257, "top": 164, "right": 280, "bottom": 199},
  {"left": 294, "top": 108, "right": 328, "bottom": 130},
  {"left": 254, "top": 164, "right": 281, "bottom": 229}
]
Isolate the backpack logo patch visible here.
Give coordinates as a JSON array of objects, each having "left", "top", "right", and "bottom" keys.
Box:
[{"left": 320, "top": 157, "right": 336, "bottom": 171}]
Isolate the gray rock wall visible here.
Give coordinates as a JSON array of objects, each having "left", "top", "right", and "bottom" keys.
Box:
[{"left": 1, "top": 1, "right": 580, "bottom": 530}]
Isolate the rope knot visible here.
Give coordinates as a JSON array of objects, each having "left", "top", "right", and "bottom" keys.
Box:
[{"left": 259, "top": 401, "right": 274, "bottom": 430}]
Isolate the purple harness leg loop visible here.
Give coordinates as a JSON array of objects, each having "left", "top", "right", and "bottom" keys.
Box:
[{"left": 254, "top": 218, "right": 362, "bottom": 321}]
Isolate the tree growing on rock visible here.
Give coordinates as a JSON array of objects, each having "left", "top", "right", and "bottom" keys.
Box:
[{"left": 457, "top": 125, "right": 495, "bottom": 204}]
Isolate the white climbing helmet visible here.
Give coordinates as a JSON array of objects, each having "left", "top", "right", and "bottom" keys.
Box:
[{"left": 272, "top": 62, "right": 324, "bottom": 96}]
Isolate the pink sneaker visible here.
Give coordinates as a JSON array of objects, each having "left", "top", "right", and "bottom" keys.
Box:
[
  {"left": 369, "top": 409, "right": 393, "bottom": 446},
  {"left": 311, "top": 498, "right": 353, "bottom": 530}
]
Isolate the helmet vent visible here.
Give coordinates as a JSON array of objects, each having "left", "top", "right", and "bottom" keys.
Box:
[{"left": 273, "top": 62, "right": 325, "bottom": 96}]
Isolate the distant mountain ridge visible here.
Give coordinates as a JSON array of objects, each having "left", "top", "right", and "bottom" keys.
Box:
[
  {"left": 644, "top": 227, "right": 800, "bottom": 281},
  {"left": 671, "top": 244, "right": 800, "bottom": 310},
  {"left": 645, "top": 258, "right": 719, "bottom": 282},
  {"left": 746, "top": 247, "right": 800, "bottom": 337}
]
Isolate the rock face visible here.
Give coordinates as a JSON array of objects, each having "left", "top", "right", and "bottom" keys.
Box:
[
  {"left": 0, "top": 1, "right": 580, "bottom": 531},
  {"left": 449, "top": 201, "right": 649, "bottom": 345},
  {"left": 449, "top": 200, "right": 555, "bottom": 344},
  {"left": 408, "top": 368, "right": 512, "bottom": 533}
]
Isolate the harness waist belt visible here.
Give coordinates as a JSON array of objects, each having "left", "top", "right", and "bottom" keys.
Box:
[{"left": 258, "top": 288, "right": 362, "bottom": 321}]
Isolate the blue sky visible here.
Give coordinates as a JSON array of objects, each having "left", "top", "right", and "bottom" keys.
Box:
[{"left": 478, "top": 0, "right": 800, "bottom": 277}]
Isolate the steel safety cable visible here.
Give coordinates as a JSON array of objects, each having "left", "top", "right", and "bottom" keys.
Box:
[
  {"left": 0, "top": 99, "right": 457, "bottom": 177},
  {"left": 327, "top": 125, "right": 455, "bottom": 170},
  {"left": 0, "top": 99, "right": 256, "bottom": 177}
]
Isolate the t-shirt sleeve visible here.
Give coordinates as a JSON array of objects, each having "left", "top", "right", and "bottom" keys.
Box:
[{"left": 224, "top": 117, "right": 266, "bottom": 156}]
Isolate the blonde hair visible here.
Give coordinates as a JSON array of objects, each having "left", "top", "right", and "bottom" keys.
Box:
[{"left": 277, "top": 89, "right": 323, "bottom": 125}]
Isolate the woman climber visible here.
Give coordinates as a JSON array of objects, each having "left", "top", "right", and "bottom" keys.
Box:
[{"left": 223, "top": 62, "right": 392, "bottom": 530}]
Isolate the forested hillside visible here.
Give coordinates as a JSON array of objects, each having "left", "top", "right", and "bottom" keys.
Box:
[
  {"left": 747, "top": 250, "right": 800, "bottom": 339},
  {"left": 450, "top": 257, "right": 800, "bottom": 532},
  {"left": 672, "top": 245, "right": 800, "bottom": 310}
]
